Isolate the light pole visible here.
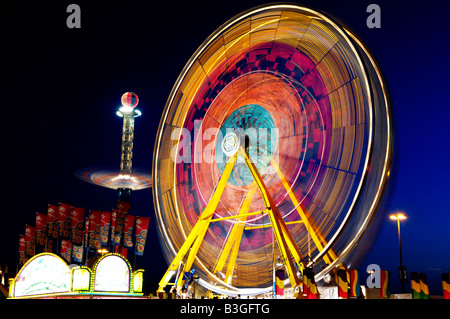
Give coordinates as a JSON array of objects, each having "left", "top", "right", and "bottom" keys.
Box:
[{"left": 389, "top": 212, "right": 407, "bottom": 293}]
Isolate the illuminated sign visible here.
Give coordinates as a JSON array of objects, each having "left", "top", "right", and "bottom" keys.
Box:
[
  {"left": 13, "top": 253, "right": 71, "bottom": 297},
  {"left": 10, "top": 252, "right": 144, "bottom": 298},
  {"left": 133, "top": 271, "right": 144, "bottom": 293},
  {"left": 72, "top": 267, "right": 91, "bottom": 291},
  {"left": 94, "top": 255, "right": 130, "bottom": 292}
]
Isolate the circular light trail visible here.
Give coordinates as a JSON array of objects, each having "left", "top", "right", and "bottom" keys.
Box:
[{"left": 153, "top": 4, "right": 392, "bottom": 295}]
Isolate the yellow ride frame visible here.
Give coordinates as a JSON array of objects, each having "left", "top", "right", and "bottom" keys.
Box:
[{"left": 158, "top": 145, "right": 335, "bottom": 292}]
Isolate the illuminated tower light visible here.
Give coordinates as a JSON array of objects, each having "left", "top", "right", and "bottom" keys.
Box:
[
  {"left": 75, "top": 92, "right": 152, "bottom": 203},
  {"left": 116, "top": 92, "right": 141, "bottom": 201},
  {"left": 73, "top": 92, "right": 151, "bottom": 260},
  {"left": 116, "top": 92, "right": 141, "bottom": 172}
]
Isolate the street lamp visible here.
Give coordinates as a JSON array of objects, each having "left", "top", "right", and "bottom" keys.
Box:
[{"left": 389, "top": 212, "right": 407, "bottom": 293}]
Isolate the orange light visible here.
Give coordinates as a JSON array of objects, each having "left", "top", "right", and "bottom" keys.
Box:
[{"left": 389, "top": 213, "right": 406, "bottom": 220}]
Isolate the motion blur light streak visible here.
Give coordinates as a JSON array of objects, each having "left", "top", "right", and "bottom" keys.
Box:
[
  {"left": 153, "top": 4, "right": 392, "bottom": 295},
  {"left": 3, "top": 0, "right": 450, "bottom": 298},
  {"left": 75, "top": 168, "right": 152, "bottom": 191}
]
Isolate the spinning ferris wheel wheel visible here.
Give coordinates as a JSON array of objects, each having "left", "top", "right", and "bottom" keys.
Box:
[{"left": 152, "top": 3, "right": 392, "bottom": 296}]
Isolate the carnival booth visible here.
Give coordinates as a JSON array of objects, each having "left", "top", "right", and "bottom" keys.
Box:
[{"left": 9, "top": 252, "right": 146, "bottom": 299}]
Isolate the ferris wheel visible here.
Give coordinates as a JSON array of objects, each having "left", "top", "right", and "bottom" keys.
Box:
[{"left": 152, "top": 3, "right": 392, "bottom": 296}]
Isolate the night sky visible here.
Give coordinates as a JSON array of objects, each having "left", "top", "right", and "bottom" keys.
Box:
[{"left": 2, "top": 0, "right": 450, "bottom": 296}]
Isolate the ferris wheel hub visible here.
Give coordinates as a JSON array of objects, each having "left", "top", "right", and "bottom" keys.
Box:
[{"left": 222, "top": 132, "right": 240, "bottom": 156}]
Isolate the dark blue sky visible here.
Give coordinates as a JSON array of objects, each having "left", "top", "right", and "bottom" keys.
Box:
[{"left": 1, "top": 0, "right": 449, "bottom": 295}]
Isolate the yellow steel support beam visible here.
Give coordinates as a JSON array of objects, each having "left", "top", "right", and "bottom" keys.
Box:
[
  {"left": 210, "top": 209, "right": 265, "bottom": 223},
  {"left": 158, "top": 153, "right": 238, "bottom": 292},
  {"left": 159, "top": 141, "right": 326, "bottom": 292},
  {"left": 244, "top": 220, "right": 303, "bottom": 230},
  {"left": 213, "top": 183, "right": 258, "bottom": 285},
  {"left": 270, "top": 159, "right": 338, "bottom": 264},
  {"left": 241, "top": 148, "right": 305, "bottom": 288}
]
